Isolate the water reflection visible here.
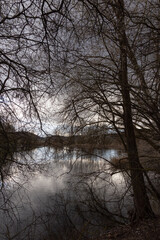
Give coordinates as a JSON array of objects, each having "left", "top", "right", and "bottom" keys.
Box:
[
  {"left": 0, "top": 147, "right": 131, "bottom": 240},
  {"left": 18, "top": 146, "right": 123, "bottom": 164}
]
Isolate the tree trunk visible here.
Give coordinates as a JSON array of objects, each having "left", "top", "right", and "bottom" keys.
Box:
[{"left": 115, "top": 0, "right": 154, "bottom": 220}]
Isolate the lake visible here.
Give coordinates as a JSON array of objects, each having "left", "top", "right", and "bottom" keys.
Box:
[{"left": 0, "top": 147, "right": 133, "bottom": 240}]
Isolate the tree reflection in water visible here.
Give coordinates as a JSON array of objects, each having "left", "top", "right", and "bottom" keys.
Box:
[{"left": 0, "top": 147, "right": 132, "bottom": 240}]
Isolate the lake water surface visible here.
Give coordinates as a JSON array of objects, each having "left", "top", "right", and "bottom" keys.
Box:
[{"left": 0, "top": 147, "right": 132, "bottom": 240}]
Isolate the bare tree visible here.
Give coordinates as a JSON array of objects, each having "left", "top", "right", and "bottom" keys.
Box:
[
  {"left": 0, "top": 2, "right": 159, "bottom": 238},
  {"left": 44, "top": 0, "right": 160, "bottom": 220}
]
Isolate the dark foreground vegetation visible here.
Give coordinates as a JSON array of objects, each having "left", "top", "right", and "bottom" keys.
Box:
[
  {"left": 42, "top": 217, "right": 160, "bottom": 240},
  {"left": 92, "top": 217, "right": 160, "bottom": 240}
]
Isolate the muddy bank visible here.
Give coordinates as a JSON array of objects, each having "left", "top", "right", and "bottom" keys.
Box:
[{"left": 92, "top": 217, "right": 160, "bottom": 240}]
